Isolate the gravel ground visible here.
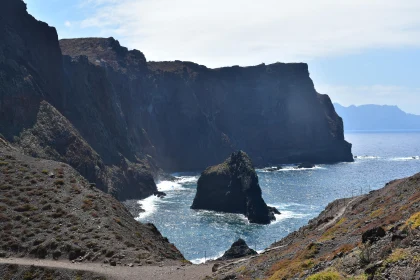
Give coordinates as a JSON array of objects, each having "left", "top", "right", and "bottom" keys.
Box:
[{"left": 0, "top": 258, "right": 213, "bottom": 280}]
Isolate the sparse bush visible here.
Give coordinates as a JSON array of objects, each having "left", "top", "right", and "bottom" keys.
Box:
[
  {"left": 114, "top": 218, "right": 122, "bottom": 225},
  {"left": 82, "top": 199, "right": 93, "bottom": 211},
  {"left": 304, "top": 242, "right": 321, "bottom": 259},
  {"left": 405, "top": 212, "right": 420, "bottom": 230},
  {"left": 0, "top": 213, "right": 10, "bottom": 222},
  {"left": 54, "top": 180, "right": 65, "bottom": 186},
  {"left": 51, "top": 207, "right": 66, "bottom": 218},
  {"left": 358, "top": 243, "right": 372, "bottom": 266},
  {"left": 14, "top": 204, "right": 37, "bottom": 212},
  {"left": 385, "top": 248, "right": 408, "bottom": 264},
  {"left": 306, "top": 269, "right": 341, "bottom": 280}
]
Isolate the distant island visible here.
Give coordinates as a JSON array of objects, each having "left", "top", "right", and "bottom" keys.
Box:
[{"left": 334, "top": 103, "right": 420, "bottom": 131}]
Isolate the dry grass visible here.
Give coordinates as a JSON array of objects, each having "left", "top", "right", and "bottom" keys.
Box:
[{"left": 405, "top": 212, "right": 420, "bottom": 230}]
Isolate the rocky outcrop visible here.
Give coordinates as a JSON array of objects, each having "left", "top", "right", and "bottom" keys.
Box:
[
  {"left": 297, "top": 162, "right": 315, "bottom": 169},
  {"left": 191, "top": 151, "right": 278, "bottom": 224},
  {"left": 217, "top": 239, "right": 257, "bottom": 261},
  {"left": 362, "top": 226, "right": 386, "bottom": 244}
]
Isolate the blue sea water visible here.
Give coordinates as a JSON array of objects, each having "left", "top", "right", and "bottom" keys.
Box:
[{"left": 136, "top": 132, "right": 420, "bottom": 263}]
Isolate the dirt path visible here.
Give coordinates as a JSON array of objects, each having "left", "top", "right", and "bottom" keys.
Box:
[
  {"left": 319, "top": 197, "right": 358, "bottom": 231},
  {"left": 0, "top": 258, "right": 213, "bottom": 280}
]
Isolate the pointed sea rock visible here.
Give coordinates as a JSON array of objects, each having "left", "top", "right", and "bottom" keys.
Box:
[{"left": 191, "top": 151, "right": 279, "bottom": 224}]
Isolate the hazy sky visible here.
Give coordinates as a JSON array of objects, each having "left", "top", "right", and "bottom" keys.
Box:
[{"left": 25, "top": 0, "right": 420, "bottom": 114}]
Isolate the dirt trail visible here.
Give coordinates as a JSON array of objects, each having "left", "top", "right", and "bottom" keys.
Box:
[
  {"left": 0, "top": 258, "right": 213, "bottom": 280},
  {"left": 319, "top": 197, "right": 358, "bottom": 231}
]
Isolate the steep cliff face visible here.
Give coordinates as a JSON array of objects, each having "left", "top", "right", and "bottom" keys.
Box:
[
  {"left": 0, "top": 0, "right": 63, "bottom": 138},
  {"left": 147, "top": 61, "right": 353, "bottom": 169},
  {"left": 0, "top": 1, "right": 157, "bottom": 200},
  {"left": 60, "top": 39, "right": 353, "bottom": 171}
]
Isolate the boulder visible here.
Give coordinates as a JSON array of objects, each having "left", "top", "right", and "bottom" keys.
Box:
[
  {"left": 217, "top": 239, "right": 257, "bottom": 261},
  {"left": 153, "top": 191, "right": 167, "bottom": 198},
  {"left": 297, "top": 162, "right": 315, "bottom": 169},
  {"left": 362, "top": 226, "right": 386, "bottom": 243},
  {"left": 266, "top": 166, "right": 282, "bottom": 172},
  {"left": 191, "top": 151, "right": 278, "bottom": 224}
]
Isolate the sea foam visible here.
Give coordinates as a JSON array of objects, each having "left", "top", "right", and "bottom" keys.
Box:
[
  {"left": 136, "top": 195, "right": 159, "bottom": 220},
  {"left": 389, "top": 156, "right": 419, "bottom": 161},
  {"left": 190, "top": 251, "right": 225, "bottom": 264},
  {"left": 257, "top": 165, "right": 326, "bottom": 172}
]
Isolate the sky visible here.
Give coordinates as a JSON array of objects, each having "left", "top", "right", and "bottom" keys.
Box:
[{"left": 24, "top": 0, "right": 420, "bottom": 114}]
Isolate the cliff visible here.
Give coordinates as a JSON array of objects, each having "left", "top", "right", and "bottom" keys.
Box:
[
  {"left": 60, "top": 38, "right": 354, "bottom": 171},
  {"left": 191, "top": 151, "right": 278, "bottom": 224},
  {"left": 1, "top": 0, "right": 352, "bottom": 202},
  {"left": 0, "top": 0, "right": 157, "bottom": 200},
  {"left": 211, "top": 172, "right": 420, "bottom": 279}
]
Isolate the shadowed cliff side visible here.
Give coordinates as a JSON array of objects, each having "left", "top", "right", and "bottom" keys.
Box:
[
  {"left": 60, "top": 39, "right": 353, "bottom": 171},
  {"left": 0, "top": 0, "right": 157, "bottom": 200}
]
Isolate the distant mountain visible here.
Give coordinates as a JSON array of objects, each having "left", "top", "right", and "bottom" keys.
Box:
[{"left": 334, "top": 103, "right": 420, "bottom": 131}]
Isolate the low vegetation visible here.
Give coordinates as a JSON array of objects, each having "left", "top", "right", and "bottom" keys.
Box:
[
  {"left": 0, "top": 140, "right": 184, "bottom": 266},
  {"left": 212, "top": 172, "right": 420, "bottom": 279}
]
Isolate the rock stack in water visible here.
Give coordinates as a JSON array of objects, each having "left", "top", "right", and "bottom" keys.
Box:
[
  {"left": 191, "top": 151, "right": 279, "bottom": 224},
  {"left": 217, "top": 239, "right": 257, "bottom": 261}
]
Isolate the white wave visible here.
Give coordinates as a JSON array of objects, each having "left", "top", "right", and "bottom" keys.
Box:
[
  {"left": 190, "top": 251, "right": 225, "bottom": 264},
  {"left": 175, "top": 175, "right": 199, "bottom": 184},
  {"left": 354, "top": 155, "right": 380, "bottom": 159},
  {"left": 257, "top": 166, "right": 325, "bottom": 172},
  {"left": 136, "top": 196, "right": 159, "bottom": 220},
  {"left": 156, "top": 180, "right": 186, "bottom": 192},
  {"left": 270, "top": 211, "right": 310, "bottom": 225},
  {"left": 268, "top": 202, "right": 305, "bottom": 208},
  {"left": 389, "top": 156, "right": 419, "bottom": 161}
]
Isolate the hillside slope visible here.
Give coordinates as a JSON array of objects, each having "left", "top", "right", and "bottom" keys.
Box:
[
  {"left": 0, "top": 137, "right": 183, "bottom": 265},
  {"left": 211, "top": 172, "right": 420, "bottom": 279}
]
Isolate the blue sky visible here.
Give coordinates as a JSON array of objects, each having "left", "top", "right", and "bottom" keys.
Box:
[{"left": 24, "top": 0, "right": 420, "bottom": 114}]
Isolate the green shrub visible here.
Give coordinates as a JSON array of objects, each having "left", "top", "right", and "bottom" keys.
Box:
[{"left": 306, "top": 270, "right": 342, "bottom": 280}]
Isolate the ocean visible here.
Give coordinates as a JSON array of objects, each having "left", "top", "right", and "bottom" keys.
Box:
[{"left": 136, "top": 131, "right": 420, "bottom": 263}]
